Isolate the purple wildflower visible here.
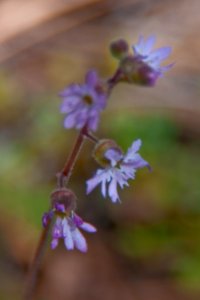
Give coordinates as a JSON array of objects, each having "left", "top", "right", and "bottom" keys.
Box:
[
  {"left": 51, "top": 212, "right": 96, "bottom": 252},
  {"left": 132, "top": 35, "right": 173, "bottom": 80},
  {"left": 59, "top": 70, "right": 107, "bottom": 131},
  {"left": 86, "top": 139, "right": 149, "bottom": 203},
  {"left": 43, "top": 200, "right": 96, "bottom": 252}
]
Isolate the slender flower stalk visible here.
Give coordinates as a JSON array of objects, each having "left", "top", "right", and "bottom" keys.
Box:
[
  {"left": 107, "top": 68, "right": 123, "bottom": 91},
  {"left": 57, "top": 125, "right": 86, "bottom": 188},
  {"left": 24, "top": 216, "right": 52, "bottom": 300}
]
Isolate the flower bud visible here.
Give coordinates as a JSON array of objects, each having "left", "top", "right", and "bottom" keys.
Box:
[
  {"left": 136, "top": 64, "right": 160, "bottom": 86},
  {"left": 93, "top": 139, "right": 123, "bottom": 167},
  {"left": 110, "top": 39, "right": 129, "bottom": 59},
  {"left": 51, "top": 188, "right": 77, "bottom": 213},
  {"left": 120, "top": 55, "right": 160, "bottom": 86}
]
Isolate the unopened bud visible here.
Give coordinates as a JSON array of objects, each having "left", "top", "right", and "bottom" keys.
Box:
[
  {"left": 51, "top": 188, "right": 77, "bottom": 213},
  {"left": 110, "top": 39, "right": 129, "bottom": 59},
  {"left": 136, "top": 64, "right": 160, "bottom": 86},
  {"left": 120, "top": 55, "right": 160, "bottom": 86},
  {"left": 93, "top": 139, "right": 122, "bottom": 167},
  {"left": 120, "top": 55, "right": 138, "bottom": 80}
]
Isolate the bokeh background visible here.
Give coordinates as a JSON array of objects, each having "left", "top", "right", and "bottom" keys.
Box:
[{"left": 0, "top": 0, "right": 200, "bottom": 299}]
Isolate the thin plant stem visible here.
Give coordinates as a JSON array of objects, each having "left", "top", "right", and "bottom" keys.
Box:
[
  {"left": 24, "top": 218, "right": 52, "bottom": 300},
  {"left": 57, "top": 125, "right": 87, "bottom": 188},
  {"left": 107, "top": 68, "right": 122, "bottom": 91},
  {"left": 83, "top": 131, "right": 99, "bottom": 143}
]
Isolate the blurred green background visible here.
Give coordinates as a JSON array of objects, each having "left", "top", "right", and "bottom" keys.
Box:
[{"left": 0, "top": 0, "right": 200, "bottom": 299}]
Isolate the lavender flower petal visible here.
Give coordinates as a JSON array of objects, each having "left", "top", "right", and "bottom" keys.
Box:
[
  {"left": 104, "top": 148, "right": 123, "bottom": 166},
  {"left": 149, "top": 47, "right": 172, "bottom": 63},
  {"left": 63, "top": 219, "right": 74, "bottom": 250},
  {"left": 72, "top": 229, "right": 88, "bottom": 253},
  {"left": 85, "top": 70, "right": 99, "bottom": 86},
  {"left": 80, "top": 222, "right": 97, "bottom": 233},
  {"left": 51, "top": 238, "right": 59, "bottom": 249},
  {"left": 124, "top": 139, "right": 142, "bottom": 162},
  {"left": 86, "top": 169, "right": 109, "bottom": 196},
  {"left": 108, "top": 176, "right": 120, "bottom": 203},
  {"left": 133, "top": 35, "right": 156, "bottom": 56}
]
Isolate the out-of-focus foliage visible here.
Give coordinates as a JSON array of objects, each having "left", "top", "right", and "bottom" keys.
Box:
[{"left": 106, "top": 113, "right": 200, "bottom": 288}]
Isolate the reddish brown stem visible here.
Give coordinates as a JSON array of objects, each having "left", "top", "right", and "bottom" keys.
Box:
[
  {"left": 107, "top": 68, "right": 122, "bottom": 91},
  {"left": 57, "top": 125, "right": 100, "bottom": 188},
  {"left": 57, "top": 125, "right": 87, "bottom": 188},
  {"left": 24, "top": 218, "right": 52, "bottom": 300},
  {"left": 83, "top": 131, "right": 99, "bottom": 143}
]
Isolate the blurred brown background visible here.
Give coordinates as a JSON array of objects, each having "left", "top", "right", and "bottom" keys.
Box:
[{"left": 0, "top": 0, "right": 200, "bottom": 299}]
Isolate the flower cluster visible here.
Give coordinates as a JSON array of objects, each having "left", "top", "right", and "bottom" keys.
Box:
[
  {"left": 86, "top": 139, "right": 149, "bottom": 203},
  {"left": 44, "top": 35, "right": 173, "bottom": 252}
]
